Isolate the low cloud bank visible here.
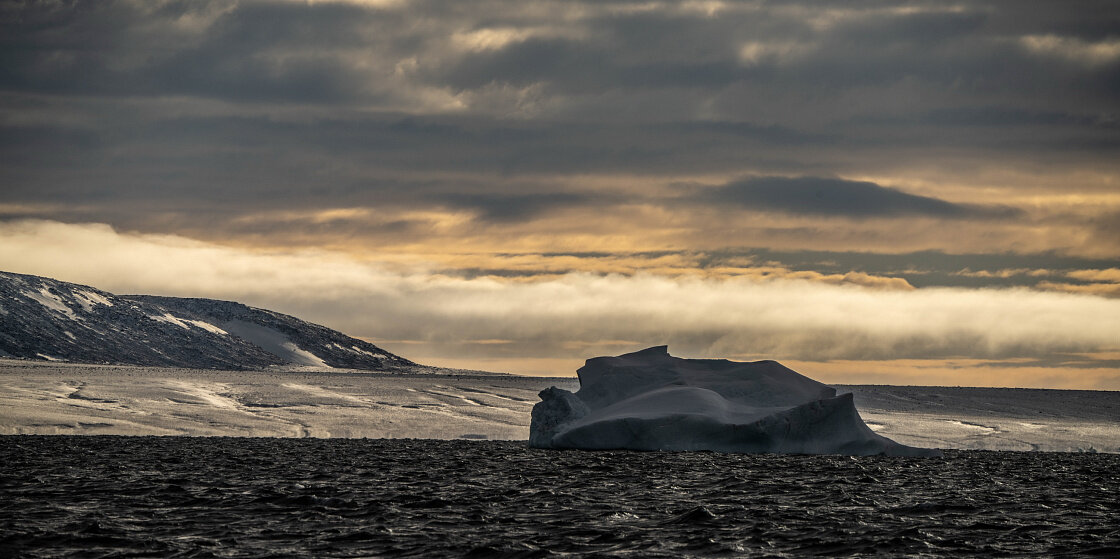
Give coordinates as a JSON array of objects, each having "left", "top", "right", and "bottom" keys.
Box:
[{"left": 2, "top": 220, "right": 1118, "bottom": 381}]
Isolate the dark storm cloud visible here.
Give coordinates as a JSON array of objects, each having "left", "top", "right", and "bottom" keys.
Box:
[
  {"left": 1089, "top": 210, "right": 1120, "bottom": 246},
  {"left": 435, "top": 192, "right": 595, "bottom": 222},
  {"left": 425, "top": 15, "right": 752, "bottom": 93},
  {"left": 2, "top": 0, "right": 1117, "bottom": 110},
  {"left": 1, "top": 0, "right": 1118, "bottom": 251},
  {"left": 0, "top": 110, "right": 839, "bottom": 214},
  {"left": 700, "top": 177, "right": 1021, "bottom": 219},
  {"left": 419, "top": 3, "right": 1119, "bottom": 117},
  {"left": 0, "top": 0, "right": 394, "bottom": 103}
]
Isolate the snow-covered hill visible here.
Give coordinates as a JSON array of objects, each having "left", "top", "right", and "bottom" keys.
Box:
[{"left": 0, "top": 271, "right": 415, "bottom": 371}]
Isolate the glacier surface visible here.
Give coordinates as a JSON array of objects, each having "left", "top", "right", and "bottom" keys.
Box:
[{"left": 529, "top": 346, "right": 941, "bottom": 457}]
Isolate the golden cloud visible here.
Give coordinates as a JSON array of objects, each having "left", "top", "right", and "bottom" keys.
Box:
[{"left": 3, "top": 220, "right": 1119, "bottom": 386}]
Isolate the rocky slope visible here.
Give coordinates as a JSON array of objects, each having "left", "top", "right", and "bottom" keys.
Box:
[{"left": 0, "top": 271, "right": 415, "bottom": 371}]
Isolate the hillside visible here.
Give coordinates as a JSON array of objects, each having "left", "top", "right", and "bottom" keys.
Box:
[{"left": 0, "top": 271, "right": 414, "bottom": 371}]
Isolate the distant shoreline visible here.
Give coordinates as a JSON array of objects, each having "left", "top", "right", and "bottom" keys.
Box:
[
  {"left": 2, "top": 360, "right": 1117, "bottom": 452},
  {"left": 4, "top": 357, "right": 1119, "bottom": 392}
]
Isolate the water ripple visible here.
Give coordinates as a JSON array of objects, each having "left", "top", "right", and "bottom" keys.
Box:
[{"left": 2, "top": 436, "right": 1119, "bottom": 557}]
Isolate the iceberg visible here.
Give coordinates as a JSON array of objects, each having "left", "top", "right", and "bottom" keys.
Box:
[{"left": 529, "top": 346, "right": 941, "bottom": 457}]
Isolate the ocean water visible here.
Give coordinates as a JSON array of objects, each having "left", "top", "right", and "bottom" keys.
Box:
[{"left": 2, "top": 437, "right": 1118, "bottom": 558}]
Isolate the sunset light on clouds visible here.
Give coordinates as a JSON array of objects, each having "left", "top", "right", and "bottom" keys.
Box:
[{"left": 1, "top": 0, "right": 1118, "bottom": 385}]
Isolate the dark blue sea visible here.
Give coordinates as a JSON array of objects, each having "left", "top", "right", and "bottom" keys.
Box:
[{"left": 2, "top": 436, "right": 1118, "bottom": 558}]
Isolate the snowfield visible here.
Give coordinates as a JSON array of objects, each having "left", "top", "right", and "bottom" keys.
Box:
[{"left": 1, "top": 359, "right": 1118, "bottom": 453}]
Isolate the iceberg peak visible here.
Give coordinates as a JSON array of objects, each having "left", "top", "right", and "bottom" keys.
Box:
[{"left": 530, "top": 347, "right": 941, "bottom": 457}]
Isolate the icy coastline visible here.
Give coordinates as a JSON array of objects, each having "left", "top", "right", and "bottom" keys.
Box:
[
  {"left": 530, "top": 346, "right": 941, "bottom": 457},
  {"left": 2, "top": 359, "right": 1118, "bottom": 452}
]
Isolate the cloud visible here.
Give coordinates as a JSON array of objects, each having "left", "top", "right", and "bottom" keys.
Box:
[
  {"left": 5, "top": 1, "right": 1119, "bottom": 119},
  {"left": 2, "top": 0, "right": 1118, "bottom": 255},
  {"left": 2, "top": 0, "right": 1120, "bottom": 382},
  {"left": 1037, "top": 281, "right": 1120, "bottom": 298},
  {"left": 1034, "top": 268, "right": 1120, "bottom": 298},
  {"left": 0, "top": 0, "right": 386, "bottom": 102},
  {"left": 1091, "top": 210, "right": 1120, "bottom": 248},
  {"left": 1067, "top": 268, "right": 1120, "bottom": 283},
  {"left": 1020, "top": 34, "right": 1120, "bottom": 67},
  {"left": 434, "top": 192, "right": 594, "bottom": 222},
  {"left": 951, "top": 268, "right": 1057, "bottom": 282},
  {"left": 698, "top": 176, "right": 1020, "bottom": 219},
  {"left": 3, "top": 220, "right": 1119, "bottom": 386}
]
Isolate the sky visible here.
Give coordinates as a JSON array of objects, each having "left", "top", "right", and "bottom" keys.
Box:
[{"left": 1, "top": 0, "right": 1119, "bottom": 387}]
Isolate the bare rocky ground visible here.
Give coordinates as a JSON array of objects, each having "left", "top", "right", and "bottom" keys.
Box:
[{"left": 2, "top": 360, "right": 1117, "bottom": 452}]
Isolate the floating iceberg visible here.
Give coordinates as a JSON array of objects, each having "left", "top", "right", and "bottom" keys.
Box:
[{"left": 530, "top": 346, "right": 941, "bottom": 457}]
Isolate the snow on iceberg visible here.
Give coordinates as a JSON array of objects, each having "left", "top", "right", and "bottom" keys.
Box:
[{"left": 529, "top": 346, "right": 941, "bottom": 457}]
